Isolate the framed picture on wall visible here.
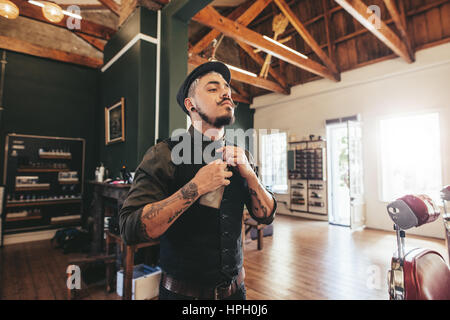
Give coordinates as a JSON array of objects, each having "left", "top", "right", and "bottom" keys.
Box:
[{"left": 105, "top": 98, "right": 125, "bottom": 145}]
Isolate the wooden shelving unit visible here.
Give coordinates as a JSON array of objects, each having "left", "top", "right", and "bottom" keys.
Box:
[
  {"left": 288, "top": 139, "right": 328, "bottom": 219},
  {"left": 39, "top": 154, "right": 72, "bottom": 160},
  {"left": 15, "top": 185, "right": 50, "bottom": 192},
  {"left": 2, "top": 134, "right": 85, "bottom": 238},
  {"left": 17, "top": 168, "right": 70, "bottom": 173},
  {"left": 6, "top": 199, "right": 82, "bottom": 208},
  {"left": 6, "top": 215, "right": 43, "bottom": 222}
]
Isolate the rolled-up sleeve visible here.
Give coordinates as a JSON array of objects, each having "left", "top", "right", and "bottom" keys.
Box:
[
  {"left": 243, "top": 150, "right": 277, "bottom": 225},
  {"left": 119, "top": 142, "right": 175, "bottom": 245}
]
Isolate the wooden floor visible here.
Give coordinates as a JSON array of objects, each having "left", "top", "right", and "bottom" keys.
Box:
[{"left": 0, "top": 214, "right": 447, "bottom": 300}]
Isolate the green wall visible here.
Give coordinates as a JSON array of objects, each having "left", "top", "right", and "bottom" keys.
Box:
[
  {"left": 99, "top": 8, "right": 157, "bottom": 178},
  {"left": 0, "top": 50, "right": 100, "bottom": 213}
]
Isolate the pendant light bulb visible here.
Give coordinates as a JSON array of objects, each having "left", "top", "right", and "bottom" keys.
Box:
[
  {"left": 0, "top": 0, "right": 19, "bottom": 20},
  {"left": 42, "top": 1, "right": 64, "bottom": 23}
]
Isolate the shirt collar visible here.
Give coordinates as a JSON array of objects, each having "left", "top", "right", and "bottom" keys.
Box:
[{"left": 188, "top": 125, "right": 227, "bottom": 144}]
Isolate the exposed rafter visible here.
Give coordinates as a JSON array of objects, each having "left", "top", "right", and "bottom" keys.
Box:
[
  {"left": 192, "top": 6, "right": 338, "bottom": 81},
  {"left": 231, "top": 92, "right": 252, "bottom": 104},
  {"left": 321, "top": 0, "right": 337, "bottom": 69},
  {"left": 335, "top": 0, "right": 414, "bottom": 63},
  {"left": 98, "top": 0, "right": 121, "bottom": 17},
  {"left": 189, "top": 54, "right": 289, "bottom": 95},
  {"left": 236, "top": 41, "right": 289, "bottom": 90},
  {"left": 190, "top": 0, "right": 272, "bottom": 56},
  {"left": 75, "top": 34, "right": 106, "bottom": 52},
  {"left": 0, "top": 35, "right": 102, "bottom": 69},
  {"left": 383, "top": 0, "right": 415, "bottom": 61},
  {"left": 14, "top": 0, "right": 116, "bottom": 40},
  {"left": 274, "top": 0, "right": 340, "bottom": 80},
  {"left": 190, "top": 1, "right": 251, "bottom": 56}
]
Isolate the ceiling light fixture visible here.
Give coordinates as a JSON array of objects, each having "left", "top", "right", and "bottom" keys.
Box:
[
  {"left": 42, "top": 2, "right": 64, "bottom": 23},
  {"left": 263, "top": 35, "right": 309, "bottom": 60},
  {"left": 0, "top": 0, "right": 19, "bottom": 19},
  {"left": 225, "top": 64, "right": 257, "bottom": 78},
  {"left": 28, "top": 1, "right": 82, "bottom": 21}
]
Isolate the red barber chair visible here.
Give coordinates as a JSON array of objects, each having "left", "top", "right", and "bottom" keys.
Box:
[
  {"left": 386, "top": 194, "right": 450, "bottom": 300},
  {"left": 441, "top": 185, "right": 450, "bottom": 264}
]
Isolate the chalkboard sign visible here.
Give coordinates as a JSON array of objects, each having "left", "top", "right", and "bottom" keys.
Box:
[{"left": 3, "top": 134, "right": 85, "bottom": 237}]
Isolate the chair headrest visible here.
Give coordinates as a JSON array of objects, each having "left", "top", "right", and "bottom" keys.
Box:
[
  {"left": 441, "top": 185, "right": 450, "bottom": 201},
  {"left": 387, "top": 194, "right": 440, "bottom": 230}
]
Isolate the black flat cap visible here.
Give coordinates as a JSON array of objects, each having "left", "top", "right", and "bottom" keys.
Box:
[{"left": 177, "top": 61, "right": 231, "bottom": 114}]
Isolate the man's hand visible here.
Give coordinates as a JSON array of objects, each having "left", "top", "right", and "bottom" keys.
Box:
[
  {"left": 218, "top": 146, "right": 255, "bottom": 180},
  {"left": 191, "top": 159, "right": 233, "bottom": 196}
]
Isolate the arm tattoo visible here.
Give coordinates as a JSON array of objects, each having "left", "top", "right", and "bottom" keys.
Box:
[
  {"left": 141, "top": 195, "right": 180, "bottom": 221},
  {"left": 181, "top": 182, "right": 199, "bottom": 200},
  {"left": 168, "top": 182, "right": 199, "bottom": 222},
  {"left": 140, "top": 182, "right": 200, "bottom": 238},
  {"left": 249, "top": 187, "right": 268, "bottom": 218}
]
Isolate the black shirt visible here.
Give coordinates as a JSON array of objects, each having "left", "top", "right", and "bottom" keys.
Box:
[{"left": 119, "top": 126, "right": 276, "bottom": 285}]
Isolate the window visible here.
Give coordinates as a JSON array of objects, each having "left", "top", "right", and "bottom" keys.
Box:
[
  {"left": 379, "top": 112, "right": 442, "bottom": 202},
  {"left": 261, "top": 131, "right": 287, "bottom": 194}
]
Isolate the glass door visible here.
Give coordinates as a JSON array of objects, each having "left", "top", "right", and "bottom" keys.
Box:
[
  {"left": 327, "top": 122, "right": 351, "bottom": 226},
  {"left": 327, "top": 119, "right": 365, "bottom": 228},
  {"left": 348, "top": 120, "right": 365, "bottom": 230}
]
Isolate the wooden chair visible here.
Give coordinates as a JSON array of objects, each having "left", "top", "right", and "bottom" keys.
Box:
[
  {"left": 67, "top": 231, "right": 159, "bottom": 300},
  {"left": 243, "top": 210, "right": 265, "bottom": 251},
  {"left": 105, "top": 231, "right": 159, "bottom": 300}
]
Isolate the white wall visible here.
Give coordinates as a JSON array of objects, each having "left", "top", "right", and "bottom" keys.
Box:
[{"left": 252, "top": 43, "right": 450, "bottom": 239}]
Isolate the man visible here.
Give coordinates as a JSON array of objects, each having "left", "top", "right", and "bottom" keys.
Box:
[{"left": 119, "top": 61, "right": 276, "bottom": 300}]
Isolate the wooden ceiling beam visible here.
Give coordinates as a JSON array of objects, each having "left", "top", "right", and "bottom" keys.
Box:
[
  {"left": 190, "top": 1, "right": 251, "bottom": 56},
  {"left": 190, "top": 0, "right": 272, "bottom": 56},
  {"left": 75, "top": 33, "right": 106, "bottom": 51},
  {"left": 98, "top": 0, "right": 121, "bottom": 17},
  {"left": 335, "top": 0, "right": 413, "bottom": 63},
  {"left": 14, "top": 0, "right": 115, "bottom": 40},
  {"left": 189, "top": 54, "right": 289, "bottom": 95},
  {"left": 383, "top": 0, "right": 415, "bottom": 61},
  {"left": 0, "top": 35, "right": 102, "bottom": 68},
  {"left": 236, "top": 40, "right": 289, "bottom": 90},
  {"left": 274, "top": 0, "right": 340, "bottom": 80},
  {"left": 322, "top": 0, "right": 337, "bottom": 70},
  {"left": 230, "top": 80, "right": 250, "bottom": 99},
  {"left": 231, "top": 92, "right": 252, "bottom": 104},
  {"left": 193, "top": 6, "right": 338, "bottom": 81}
]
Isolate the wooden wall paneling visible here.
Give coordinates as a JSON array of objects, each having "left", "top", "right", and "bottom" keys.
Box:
[
  {"left": 404, "top": 0, "right": 414, "bottom": 11},
  {"left": 238, "top": 46, "right": 253, "bottom": 97},
  {"left": 332, "top": 10, "right": 349, "bottom": 39},
  {"left": 295, "top": 0, "right": 309, "bottom": 22},
  {"left": 410, "top": 0, "right": 426, "bottom": 9},
  {"left": 412, "top": 13, "right": 429, "bottom": 47},
  {"left": 336, "top": 41, "right": 350, "bottom": 70},
  {"left": 442, "top": 3, "right": 450, "bottom": 37},
  {"left": 275, "top": 0, "right": 339, "bottom": 79},
  {"left": 346, "top": 38, "right": 358, "bottom": 67},
  {"left": 355, "top": 32, "right": 371, "bottom": 64},
  {"left": 425, "top": 7, "right": 444, "bottom": 41}
]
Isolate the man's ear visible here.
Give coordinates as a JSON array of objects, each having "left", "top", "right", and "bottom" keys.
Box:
[{"left": 184, "top": 97, "right": 196, "bottom": 113}]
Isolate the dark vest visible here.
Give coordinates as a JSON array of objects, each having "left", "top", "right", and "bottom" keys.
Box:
[{"left": 159, "top": 131, "right": 247, "bottom": 285}]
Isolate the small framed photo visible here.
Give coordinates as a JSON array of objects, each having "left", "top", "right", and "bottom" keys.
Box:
[{"left": 105, "top": 98, "right": 125, "bottom": 145}]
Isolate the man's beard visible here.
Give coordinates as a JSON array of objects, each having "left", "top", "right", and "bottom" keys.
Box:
[{"left": 197, "top": 107, "right": 235, "bottom": 128}]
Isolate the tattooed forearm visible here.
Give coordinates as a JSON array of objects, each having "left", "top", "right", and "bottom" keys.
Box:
[
  {"left": 140, "top": 181, "right": 201, "bottom": 239},
  {"left": 181, "top": 182, "right": 199, "bottom": 200},
  {"left": 249, "top": 187, "right": 268, "bottom": 218},
  {"left": 168, "top": 182, "right": 198, "bottom": 222},
  {"left": 142, "top": 195, "right": 181, "bottom": 221}
]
